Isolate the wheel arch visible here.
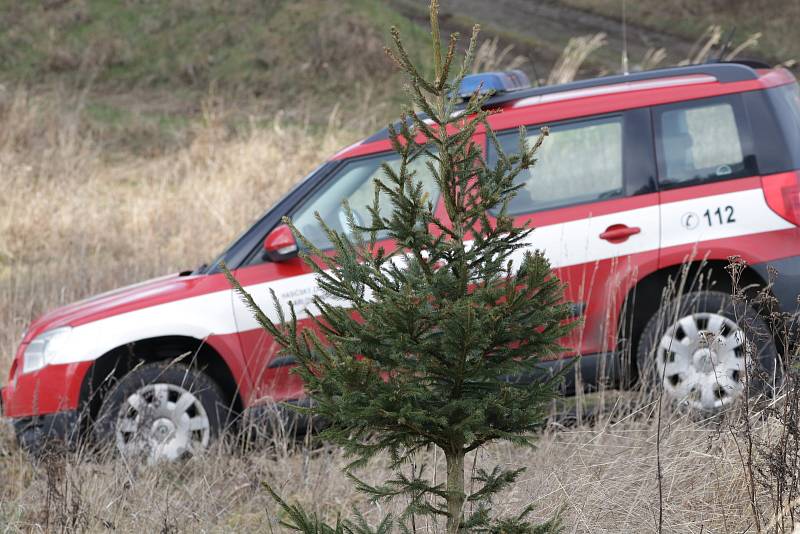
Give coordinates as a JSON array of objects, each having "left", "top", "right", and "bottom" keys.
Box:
[
  {"left": 618, "top": 258, "right": 770, "bottom": 377},
  {"left": 78, "top": 335, "right": 245, "bottom": 427}
]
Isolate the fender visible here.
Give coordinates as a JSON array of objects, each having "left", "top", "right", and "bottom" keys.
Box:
[{"left": 45, "top": 287, "right": 236, "bottom": 366}]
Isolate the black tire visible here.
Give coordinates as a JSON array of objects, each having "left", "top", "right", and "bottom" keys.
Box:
[
  {"left": 13, "top": 411, "right": 81, "bottom": 459},
  {"left": 636, "top": 290, "right": 779, "bottom": 411},
  {"left": 93, "top": 362, "right": 226, "bottom": 461}
]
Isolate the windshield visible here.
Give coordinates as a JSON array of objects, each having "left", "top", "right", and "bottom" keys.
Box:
[
  {"left": 290, "top": 151, "right": 439, "bottom": 250},
  {"left": 198, "top": 161, "right": 333, "bottom": 274}
]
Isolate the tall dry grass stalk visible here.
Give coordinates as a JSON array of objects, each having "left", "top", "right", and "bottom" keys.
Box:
[
  {"left": 678, "top": 25, "right": 762, "bottom": 66},
  {"left": 547, "top": 33, "right": 607, "bottom": 85},
  {"left": 0, "top": 390, "right": 779, "bottom": 531},
  {"left": 471, "top": 36, "right": 528, "bottom": 74},
  {"left": 638, "top": 47, "right": 668, "bottom": 71},
  {"left": 543, "top": 25, "right": 763, "bottom": 85}
]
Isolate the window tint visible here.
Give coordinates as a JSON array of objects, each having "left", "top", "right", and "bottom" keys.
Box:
[
  {"left": 291, "top": 152, "right": 438, "bottom": 249},
  {"left": 490, "top": 115, "right": 624, "bottom": 215},
  {"left": 655, "top": 98, "right": 751, "bottom": 186},
  {"left": 764, "top": 83, "right": 800, "bottom": 171},
  {"left": 771, "top": 83, "right": 800, "bottom": 128}
]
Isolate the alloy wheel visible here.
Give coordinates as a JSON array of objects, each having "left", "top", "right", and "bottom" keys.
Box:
[
  {"left": 656, "top": 312, "right": 749, "bottom": 411},
  {"left": 114, "top": 383, "right": 210, "bottom": 463}
]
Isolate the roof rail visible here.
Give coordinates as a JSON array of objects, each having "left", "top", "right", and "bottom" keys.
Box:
[
  {"left": 478, "top": 62, "right": 760, "bottom": 109},
  {"left": 720, "top": 59, "right": 771, "bottom": 69},
  {"left": 362, "top": 62, "right": 764, "bottom": 144}
]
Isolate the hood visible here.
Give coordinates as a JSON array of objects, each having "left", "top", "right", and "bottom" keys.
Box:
[{"left": 23, "top": 272, "right": 213, "bottom": 342}]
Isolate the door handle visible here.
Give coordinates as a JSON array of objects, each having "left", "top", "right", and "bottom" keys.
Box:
[{"left": 599, "top": 224, "right": 641, "bottom": 243}]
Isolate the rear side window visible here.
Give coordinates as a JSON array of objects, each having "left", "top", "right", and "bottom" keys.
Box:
[
  {"left": 489, "top": 115, "right": 624, "bottom": 215},
  {"left": 653, "top": 96, "right": 755, "bottom": 188},
  {"left": 764, "top": 83, "right": 800, "bottom": 171},
  {"left": 771, "top": 83, "right": 800, "bottom": 125}
]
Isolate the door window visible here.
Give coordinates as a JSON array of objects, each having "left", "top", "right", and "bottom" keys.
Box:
[
  {"left": 490, "top": 115, "right": 624, "bottom": 215},
  {"left": 654, "top": 96, "right": 754, "bottom": 187},
  {"left": 290, "top": 151, "right": 439, "bottom": 249}
]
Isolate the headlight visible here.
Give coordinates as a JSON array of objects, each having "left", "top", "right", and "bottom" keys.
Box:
[{"left": 22, "top": 327, "right": 72, "bottom": 374}]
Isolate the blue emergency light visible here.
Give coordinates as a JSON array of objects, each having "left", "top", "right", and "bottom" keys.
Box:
[{"left": 455, "top": 69, "right": 532, "bottom": 99}]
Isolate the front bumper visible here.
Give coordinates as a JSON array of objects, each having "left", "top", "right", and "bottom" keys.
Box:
[
  {"left": 10, "top": 410, "right": 81, "bottom": 455},
  {"left": 1, "top": 361, "right": 90, "bottom": 418}
]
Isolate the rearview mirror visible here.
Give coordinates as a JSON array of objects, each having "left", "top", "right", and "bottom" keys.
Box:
[{"left": 263, "top": 224, "right": 298, "bottom": 262}]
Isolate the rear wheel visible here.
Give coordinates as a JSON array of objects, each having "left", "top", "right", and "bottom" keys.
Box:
[
  {"left": 636, "top": 290, "right": 779, "bottom": 411},
  {"left": 94, "top": 363, "right": 225, "bottom": 463}
]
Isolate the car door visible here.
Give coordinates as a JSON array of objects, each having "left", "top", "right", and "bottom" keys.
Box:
[
  {"left": 487, "top": 108, "right": 659, "bottom": 363},
  {"left": 653, "top": 95, "right": 771, "bottom": 269},
  {"left": 230, "top": 150, "right": 443, "bottom": 404}
]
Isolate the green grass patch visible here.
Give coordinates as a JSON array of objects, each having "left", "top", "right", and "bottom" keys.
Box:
[{"left": 0, "top": 0, "right": 436, "bottom": 156}]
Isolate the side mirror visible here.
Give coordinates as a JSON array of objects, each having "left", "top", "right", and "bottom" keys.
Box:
[{"left": 263, "top": 224, "right": 299, "bottom": 262}]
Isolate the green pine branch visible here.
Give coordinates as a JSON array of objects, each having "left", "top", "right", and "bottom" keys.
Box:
[{"left": 225, "top": 1, "right": 574, "bottom": 532}]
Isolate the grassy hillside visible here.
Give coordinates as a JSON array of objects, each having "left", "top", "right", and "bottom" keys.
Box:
[
  {"left": 559, "top": 0, "right": 800, "bottom": 65},
  {"left": 0, "top": 0, "right": 431, "bottom": 155},
  {"left": 2, "top": 0, "right": 793, "bottom": 157}
]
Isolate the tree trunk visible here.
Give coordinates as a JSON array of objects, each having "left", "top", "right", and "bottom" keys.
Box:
[{"left": 446, "top": 450, "right": 466, "bottom": 534}]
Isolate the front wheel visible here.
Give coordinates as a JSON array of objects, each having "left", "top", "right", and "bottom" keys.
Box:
[
  {"left": 93, "top": 363, "right": 225, "bottom": 463},
  {"left": 636, "top": 290, "right": 779, "bottom": 411}
]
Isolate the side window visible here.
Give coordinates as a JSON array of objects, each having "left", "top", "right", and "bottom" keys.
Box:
[
  {"left": 489, "top": 115, "right": 624, "bottom": 215},
  {"left": 654, "top": 96, "right": 755, "bottom": 187},
  {"left": 290, "top": 152, "right": 438, "bottom": 249},
  {"left": 761, "top": 83, "right": 800, "bottom": 173}
]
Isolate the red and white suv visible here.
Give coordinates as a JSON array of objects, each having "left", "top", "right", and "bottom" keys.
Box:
[{"left": 4, "top": 61, "right": 800, "bottom": 459}]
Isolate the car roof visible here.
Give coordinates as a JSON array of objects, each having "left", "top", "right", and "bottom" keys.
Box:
[{"left": 334, "top": 61, "right": 796, "bottom": 161}]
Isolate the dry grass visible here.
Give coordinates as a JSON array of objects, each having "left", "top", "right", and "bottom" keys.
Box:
[
  {"left": 547, "top": 33, "right": 607, "bottom": 86},
  {"left": 561, "top": 0, "right": 800, "bottom": 65},
  {"left": 0, "top": 86, "right": 362, "bottom": 380},
  {"left": 471, "top": 37, "right": 528, "bottom": 75},
  {"left": 0, "top": 87, "right": 355, "bottom": 529},
  {"left": 0, "top": 85, "right": 795, "bottom": 533},
  {"left": 0, "top": 396, "right": 780, "bottom": 532}
]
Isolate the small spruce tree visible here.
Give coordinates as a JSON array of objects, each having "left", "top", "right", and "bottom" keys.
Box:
[{"left": 225, "top": 2, "right": 574, "bottom": 531}]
